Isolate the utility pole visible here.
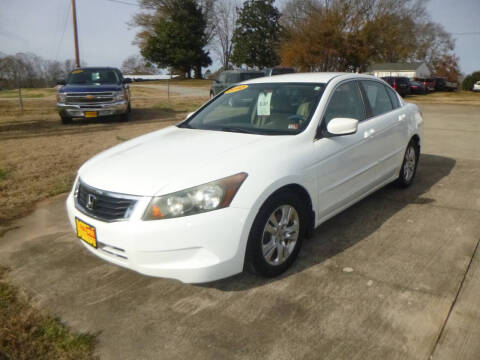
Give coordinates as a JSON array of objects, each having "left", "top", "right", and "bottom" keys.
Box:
[{"left": 71, "top": 0, "right": 80, "bottom": 68}]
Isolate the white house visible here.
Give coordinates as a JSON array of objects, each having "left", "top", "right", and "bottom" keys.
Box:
[{"left": 367, "top": 62, "right": 431, "bottom": 79}]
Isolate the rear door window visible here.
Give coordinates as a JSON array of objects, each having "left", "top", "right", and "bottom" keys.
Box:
[
  {"left": 360, "top": 80, "right": 394, "bottom": 117},
  {"left": 384, "top": 85, "right": 400, "bottom": 109}
]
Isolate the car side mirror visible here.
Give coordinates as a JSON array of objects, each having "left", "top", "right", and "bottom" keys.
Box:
[
  {"left": 326, "top": 117, "right": 359, "bottom": 136},
  {"left": 56, "top": 79, "right": 66, "bottom": 86},
  {"left": 213, "top": 79, "right": 220, "bottom": 83},
  {"left": 123, "top": 78, "right": 132, "bottom": 84}
]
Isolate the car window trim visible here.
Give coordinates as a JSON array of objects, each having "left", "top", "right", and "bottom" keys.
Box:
[
  {"left": 315, "top": 78, "right": 367, "bottom": 140},
  {"left": 358, "top": 79, "right": 397, "bottom": 120},
  {"left": 179, "top": 82, "right": 327, "bottom": 136}
]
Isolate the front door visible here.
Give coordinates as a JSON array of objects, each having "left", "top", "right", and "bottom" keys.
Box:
[{"left": 313, "top": 80, "right": 376, "bottom": 222}]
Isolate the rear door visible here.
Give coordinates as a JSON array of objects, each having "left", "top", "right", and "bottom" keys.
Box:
[{"left": 359, "top": 80, "right": 406, "bottom": 182}]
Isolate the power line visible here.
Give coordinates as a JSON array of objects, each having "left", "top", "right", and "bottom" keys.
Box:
[
  {"left": 103, "top": 0, "right": 140, "bottom": 6},
  {"left": 56, "top": 1, "right": 72, "bottom": 61},
  {"left": 451, "top": 32, "right": 480, "bottom": 35}
]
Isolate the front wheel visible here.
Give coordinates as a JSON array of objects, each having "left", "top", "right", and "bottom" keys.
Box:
[
  {"left": 245, "top": 192, "right": 307, "bottom": 277},
  {"left": 398, "top": 139, "right": 419, "bottom": 188},
  {"left": 61, "top": 116, "right": 72, "bottom": 124}
]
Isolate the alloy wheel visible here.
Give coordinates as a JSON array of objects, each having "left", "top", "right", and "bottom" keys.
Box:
[{"left": 261, "top": 205, "right": 300, "bottom": 266}]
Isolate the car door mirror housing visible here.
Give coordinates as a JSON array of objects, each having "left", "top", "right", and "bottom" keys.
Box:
[
  {"left": 56, "top": 79, "right": 66, "bottom": 85},
  {"left": 326, "top": 117, "right": 359, "bottom": 136}
]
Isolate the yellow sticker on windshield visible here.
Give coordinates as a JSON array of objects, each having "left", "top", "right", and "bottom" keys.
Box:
[
  {"left": 225, "top": 85, "right": 248, "bottom": 94},
  {"left": 72, "top": 69, "right": 83, "bottom": 74}
]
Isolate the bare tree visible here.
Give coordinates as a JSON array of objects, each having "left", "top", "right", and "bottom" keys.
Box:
[
  {"left": 211, "top": 0, "right": 238, "bottom": 70},
  {"left": 122, "top": 54, "right": 158, "bottom": 74},
  {"left": 45, "top": 60, "right": 65, "bottom": 85},
  {"left": 0, "top": 56, "right": 31, "bottom": 112}
]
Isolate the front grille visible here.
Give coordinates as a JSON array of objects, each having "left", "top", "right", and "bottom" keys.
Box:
[
  {"left": 65, "top": 92, "right": 115, "bottom": 104},
  {"left": 75, "top": 180, "right": 137, "bottom": 222}
]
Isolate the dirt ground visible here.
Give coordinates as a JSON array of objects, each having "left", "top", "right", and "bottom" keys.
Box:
[{"left": 0, "top": 87, "right": 480, "bottom": 359}]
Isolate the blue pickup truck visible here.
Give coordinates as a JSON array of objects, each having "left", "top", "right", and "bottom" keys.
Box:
[{"left": 56, "top": 67, "right": 131, "bottom": 124}]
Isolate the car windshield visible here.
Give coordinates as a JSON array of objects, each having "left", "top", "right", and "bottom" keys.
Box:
[
  {"left": 67, "top": 68, "right": 120, "bottom": 85},
  {"left": 179, "top": 83, "right": 325, "bottom": 135}
]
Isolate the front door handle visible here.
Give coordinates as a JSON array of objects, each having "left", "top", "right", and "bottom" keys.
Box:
[{"left": 363, "top": 128, "right": 375, "bottom": 138}]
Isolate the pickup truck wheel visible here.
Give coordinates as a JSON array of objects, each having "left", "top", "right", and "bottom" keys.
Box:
[
  {"left": 61, "top": 116, "right": 72, "bottom": 124},
  {"left": 118, "top": 113, "right": 129, "bottom": 122},
  {"left": 245, "top": 192, "right": 306, "bottom": 277}
]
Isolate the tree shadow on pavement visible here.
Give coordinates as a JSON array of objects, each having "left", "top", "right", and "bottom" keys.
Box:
[{"left": 203, "top": 153, "right": 456, "bottom": 292}]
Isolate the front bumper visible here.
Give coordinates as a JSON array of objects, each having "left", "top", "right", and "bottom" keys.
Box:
[
  {"left": 57, "top": 100, "right": 128, "bottom": 118},
  {"left": 66, "top": 192, "right": 251, "bottom": 283}
]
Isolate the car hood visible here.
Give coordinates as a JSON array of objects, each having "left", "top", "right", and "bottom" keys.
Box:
[
  {"left": 59, "top": 84, "right": 123, "bottom": 93},
  {"left": 78, "top": 126, "right": 270, "bottom": 196}
]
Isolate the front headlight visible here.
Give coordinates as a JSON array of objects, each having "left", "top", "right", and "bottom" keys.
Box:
[
  {"left": 114, "top": 90, "right": 126, "bottom": 101},
  {"left": 143, "top": 173, "right": 248, "bottom": 220},
  {"left": 57, "top": 92, "right": 66, "bottom": 103}
]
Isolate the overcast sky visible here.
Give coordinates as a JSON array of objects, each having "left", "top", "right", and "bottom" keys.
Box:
[{"left": 1, "top": 0, "right": 479, "bottom": 74}]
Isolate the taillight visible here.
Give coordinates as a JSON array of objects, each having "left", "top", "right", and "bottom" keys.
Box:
[{"left": 393, "top": 83, "right": 397, "bottom": 89}]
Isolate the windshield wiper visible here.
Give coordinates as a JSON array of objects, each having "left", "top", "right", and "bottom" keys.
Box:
[{"left": 217, "top": 126, "right": 257, "bottom": 134}]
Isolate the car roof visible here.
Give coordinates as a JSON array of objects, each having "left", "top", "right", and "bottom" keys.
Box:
[
  {"left": 222, "top": 70, "right": 264, "bottom": 74},
  {"left": 243, "top": 72, "right": 377, "bottom": 84},
  {"left": 74, "top": 67, "right": 120, "bottom": 71}
]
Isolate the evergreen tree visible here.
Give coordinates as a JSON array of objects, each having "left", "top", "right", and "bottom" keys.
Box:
[
  {"left": 140, "top": 0, "right": 211, "bottom": 78},
  {"left": 231, "top": 0, "right": 281, "bottom": 69}
]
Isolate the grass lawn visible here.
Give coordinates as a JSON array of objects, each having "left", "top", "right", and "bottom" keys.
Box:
[
  {"left": 138, "top": 79, "right": 212, "bottom": 87},
  {"left": 0, "top": 86, "right": 207, "bottom": 232},
  {"left": 0, "top": 266, "right": 97, "bottom": 359},
  {"left": 407, "top": 90, "right": 480, "bottom": 106},
  {"left": 0, "top": 88, "right": 56, "bottom": 99}
]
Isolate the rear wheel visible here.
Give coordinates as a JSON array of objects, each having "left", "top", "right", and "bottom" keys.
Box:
[
  {"left": 398, "top": 139, "right": 419, "bottom": 188},
  {"left": 245, "top": 192, "right": 307, "bottom": 277}
]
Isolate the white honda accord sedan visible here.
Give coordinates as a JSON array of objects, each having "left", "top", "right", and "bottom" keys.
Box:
[{"left": 66, "top": 73, "right": 423, "bottom": 283}]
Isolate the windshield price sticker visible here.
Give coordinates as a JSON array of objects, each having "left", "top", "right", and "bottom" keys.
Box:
[
  {"left": 257, "top": 92, "right": 272, "bottom": 116},
  {"left": 225, "top": 85, "right": 248, "bottom": 94}
]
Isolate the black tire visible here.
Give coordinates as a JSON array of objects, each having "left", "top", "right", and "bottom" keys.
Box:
[
  {"left": 245, "top": 192, "right": 308, "bottom": 277},
  {"left": 118, "top": 112, "right": 129, "bottom": 122},
  {"left": 61, "top": 116, "right": 72, "bottom": 124},
  {"left": 397, "top": 139, "right": 420, "bottom": 188}
]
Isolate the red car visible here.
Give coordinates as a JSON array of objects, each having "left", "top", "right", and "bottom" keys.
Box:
[
  {"left": 414, "top": 78, "right": 435, "bottom": 92},
  {"left": 409, "top": 80, "right": 427, "bottom": 94}
]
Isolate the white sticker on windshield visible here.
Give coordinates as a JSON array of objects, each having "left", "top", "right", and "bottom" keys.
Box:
[{"left": 257, "top": 92, "right": 272, "bottom": 116}]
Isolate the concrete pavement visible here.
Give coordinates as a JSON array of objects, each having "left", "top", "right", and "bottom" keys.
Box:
[{"left": 1, "top": 103, "right": 479, "bottom": 359}]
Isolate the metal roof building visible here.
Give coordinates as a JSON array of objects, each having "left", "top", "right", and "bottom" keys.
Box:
[{"left": 366, "top": 62, "right": 431, "bottom": 79}]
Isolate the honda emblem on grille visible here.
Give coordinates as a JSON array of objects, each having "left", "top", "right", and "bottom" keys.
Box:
[{"left": 86, "top": 194, "right": 96, "bottom": 210}]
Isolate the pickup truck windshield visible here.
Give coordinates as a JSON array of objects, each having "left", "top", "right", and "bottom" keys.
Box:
[
  {"left": 180, "top": 83, "right": 325, "bottom": 135},
  {"left": 67, "top": 68, "right": 120, "bottom": 85}
]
